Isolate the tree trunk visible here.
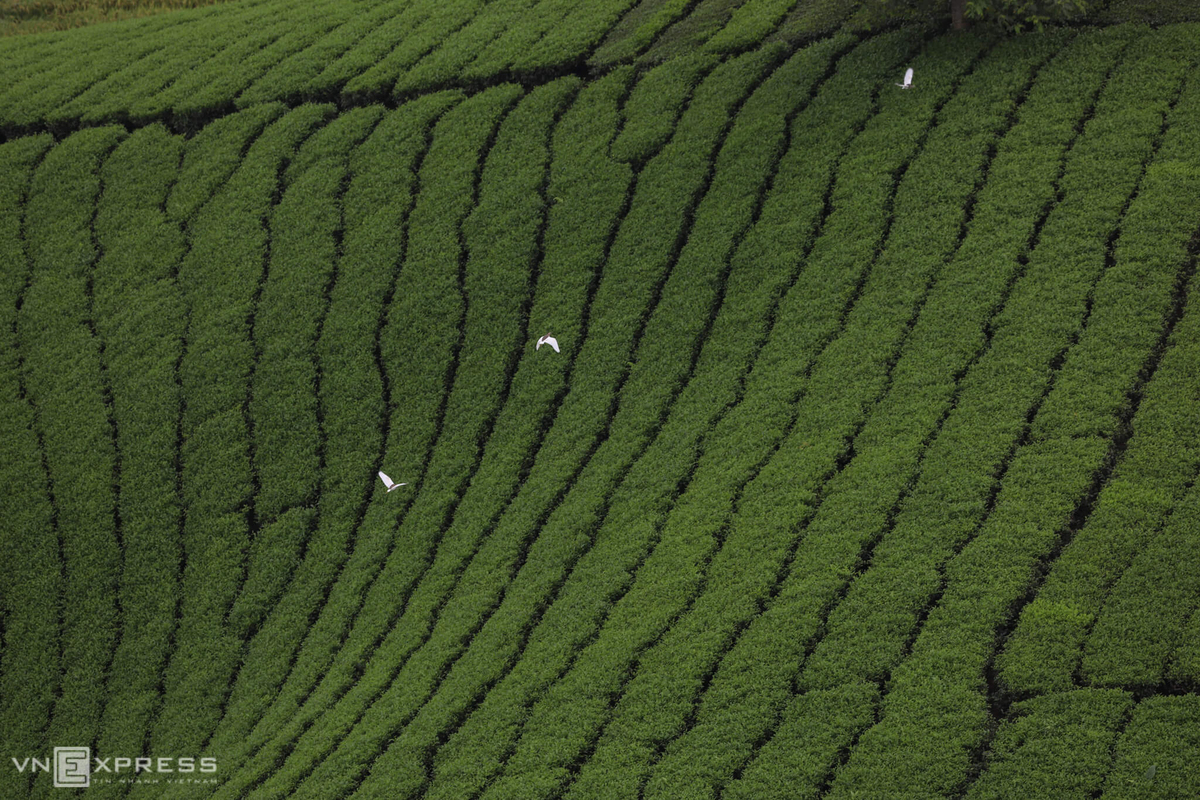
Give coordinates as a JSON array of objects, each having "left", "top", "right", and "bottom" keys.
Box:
[{"left": 950, "top": 0, "right": 968, "bottom": 29}]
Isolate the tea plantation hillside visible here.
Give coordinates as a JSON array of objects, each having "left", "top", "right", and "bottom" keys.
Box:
[{"left": 2, "top": 1, "right": 1200, "bottom": 798}]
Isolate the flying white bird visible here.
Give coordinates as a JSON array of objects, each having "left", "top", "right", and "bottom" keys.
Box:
[
  {"left": 378, "top": 471, "right": 407, "bottom": 492},
  {"left": 536, "top": 334, "right": 559, "bottom": 352},
  {"left": 896, "top": 67, "right": 913, "bottom": 89}
]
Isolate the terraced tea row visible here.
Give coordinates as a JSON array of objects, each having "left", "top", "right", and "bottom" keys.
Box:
[{"left": 0, "top": 0, "right": 919, "bottom": 138}]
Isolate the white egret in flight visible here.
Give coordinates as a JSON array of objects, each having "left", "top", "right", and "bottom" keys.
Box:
[
  {"left": 378, "top": 471, "right": 407, "bottom": 492},
  {"left": 536, "top": 334, "right": 559, "bottom": 352}
]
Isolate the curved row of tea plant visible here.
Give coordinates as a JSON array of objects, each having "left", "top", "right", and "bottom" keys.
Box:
[
  {"left": 89, "top": 124, "right": 188, "bottom": 798},
  {"left": 17, "top": 126, "right": 125, "bottom": 793},
  {"left": 0, "top": 134, "right": 55, "bottom": 800}
]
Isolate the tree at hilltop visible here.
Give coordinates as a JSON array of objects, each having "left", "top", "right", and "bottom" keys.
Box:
[{"left": 868, "top": 0, "right": 1091, "bottom": 31}]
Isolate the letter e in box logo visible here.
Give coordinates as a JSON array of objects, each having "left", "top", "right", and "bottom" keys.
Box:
[{"left": 54, "top": 747, "right": 89, "bottom": 788}]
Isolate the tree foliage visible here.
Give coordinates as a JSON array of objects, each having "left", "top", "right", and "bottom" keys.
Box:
[
  {"left": 965, "top": 0, "right": 1090, "bottom": 30},
  {"left": 864, "top": 0, "right": 1089, "bottom": 31}
]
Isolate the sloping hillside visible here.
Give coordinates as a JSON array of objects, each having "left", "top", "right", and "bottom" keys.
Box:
[{"left": 2, "top": 2, "right": 1200, "bottom": 798}]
